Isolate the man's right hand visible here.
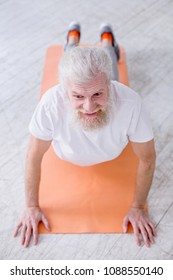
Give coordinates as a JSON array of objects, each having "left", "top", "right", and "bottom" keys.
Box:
[{"left": 13, "top": 207, "right": 50, "bottom": 247}]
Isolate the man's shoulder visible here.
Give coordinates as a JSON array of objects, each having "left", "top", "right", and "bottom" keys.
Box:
[
  {"left": 40, "top": 84, "right": 65, "bottom": 106},
  {"left": 111, "top": 81, "right": 141, "bottom": 103}
]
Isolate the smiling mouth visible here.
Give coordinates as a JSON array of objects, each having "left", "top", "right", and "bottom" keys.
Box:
[{"left": 81, "top": 111, "right": 99, "bottom": 117}]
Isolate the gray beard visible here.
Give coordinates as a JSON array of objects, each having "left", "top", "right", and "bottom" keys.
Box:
[{"left": 65, "top": 95, "right": 112, "bottom": 132}]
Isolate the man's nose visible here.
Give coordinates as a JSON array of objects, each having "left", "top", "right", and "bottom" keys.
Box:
[{"left": 83, "top": 99, "right": 96, "bottom": 112}]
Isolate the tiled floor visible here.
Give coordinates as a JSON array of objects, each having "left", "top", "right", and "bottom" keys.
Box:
[{"left": 0, "top": 0, "right": 173, "bottom": 259}]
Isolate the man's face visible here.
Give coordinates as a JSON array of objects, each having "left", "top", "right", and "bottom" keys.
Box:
[{"left": 66, "top": 73, "right": 111, "bottom": 131}]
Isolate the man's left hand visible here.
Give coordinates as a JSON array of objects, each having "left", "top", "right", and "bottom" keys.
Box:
[{"left": 123, "top": 207, "right": 157, "bottom": 247}]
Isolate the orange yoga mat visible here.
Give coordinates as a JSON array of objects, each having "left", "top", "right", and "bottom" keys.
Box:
[{"left": 38, "top": 45, "right": 138, "bottom": 233}]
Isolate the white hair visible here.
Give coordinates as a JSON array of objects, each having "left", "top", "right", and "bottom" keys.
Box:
[{"left": 59, "top": 46, "right": 112, "bottom": 87}]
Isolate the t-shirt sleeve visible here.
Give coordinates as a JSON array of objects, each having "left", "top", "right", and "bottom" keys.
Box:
[
  {"left": 128, "top": 96, "right": 154, "bottom": 143},
  {"left": 28, "top": 95, "right": 53, "bottom": 141}
]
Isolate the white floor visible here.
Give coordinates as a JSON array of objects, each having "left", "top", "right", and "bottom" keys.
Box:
[{"left": 0, "top": 0, "right": 173, "bottom": 259}]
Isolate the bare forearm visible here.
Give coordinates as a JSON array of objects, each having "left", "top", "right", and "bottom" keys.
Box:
[
  {"left": 132, "top": 160, "right": 155, "bottom": 208},
  {"left": 25, "top": 156, "right": 42, "bottom": 207}
]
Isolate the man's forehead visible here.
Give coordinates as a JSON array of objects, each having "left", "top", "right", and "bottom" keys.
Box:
[{"left": 67, "top": 74, "right": 107, "bottom": 93}]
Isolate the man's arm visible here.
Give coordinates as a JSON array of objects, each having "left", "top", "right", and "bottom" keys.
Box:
[
  {"left": 123, "top": 139, "right": 157, "bottom": 247},
  {"left": 25, "top": 135, "right": 51, "bottom": 207},
  {"left": 14, "top": 135, "right": 52, "bottom": 247}
]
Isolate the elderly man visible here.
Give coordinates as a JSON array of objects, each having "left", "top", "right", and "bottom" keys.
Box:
[{"left": 14, "top": 22, "right": 156, "bottom": 248}]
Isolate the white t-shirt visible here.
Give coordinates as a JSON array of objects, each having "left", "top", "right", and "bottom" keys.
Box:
[{"left": 29, "top": 81, "right": 154, "bottom": 166}]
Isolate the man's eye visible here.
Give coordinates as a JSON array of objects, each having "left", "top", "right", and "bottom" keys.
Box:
[
  {"left": 74, "top": 95, "right": 83, "bottom": 99},
  {"left": 94, "top": 92, "right": 102, "bottom": 97}
]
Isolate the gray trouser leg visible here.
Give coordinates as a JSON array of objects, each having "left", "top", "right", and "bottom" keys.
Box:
[
  {"left": 64, "top": 43, "right": 78, "bottom": 51},
  {"left": 103, "top": 46, "right": 119, "bottom": 81}
]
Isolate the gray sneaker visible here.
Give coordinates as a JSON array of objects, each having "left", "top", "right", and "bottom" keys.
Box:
[
  {"left": 68, "top": 21, "right": 81, "bottom": 34},
  {"left": 100, "top": 23, "right": 120, "bottom": 61},
  {"left": 65, "top": 21, "right": 81, "bottom": 50}
]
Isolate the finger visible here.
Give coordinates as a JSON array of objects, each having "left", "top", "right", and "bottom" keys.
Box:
[
  {"left": 144, "top": 223, "right": 155, "bottom": 244},
  {"left": 21, "top": 224, "right": 27, "bottom": 245},
  {"left": 24, "top": 224, "right": 32, "bottom": 248},
  {"left": 139, "top": 224, "right": 150, "bottom": 248},
  {"left": 13, "top": 222, "right": 22, "bottom": 237},
  {"left": 148, "top": 221, "right": 157, "bottom": 237},
  {"left": 42, "top": 215, "right": 51, "bottom": 231},
  {"left": 32, "top": 222, "right": 38, "bottom": 245},
  {"left": 131, "top": 222, "right": 141, "bottom": 247},
  {"left": 122, "top": 216, "right": 129, "bottom": 233}
]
